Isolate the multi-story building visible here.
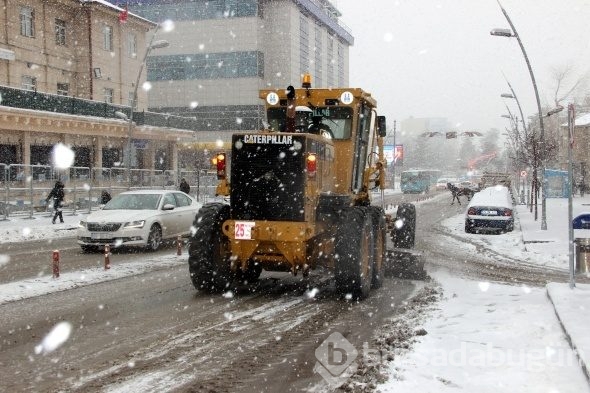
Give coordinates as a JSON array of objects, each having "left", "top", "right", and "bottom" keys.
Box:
[
  {"left": 130, "top": 0, "right": 353, "bottom": 132},
  {"left": 0, "top": 0, "right": 193, "bottom": 174}
]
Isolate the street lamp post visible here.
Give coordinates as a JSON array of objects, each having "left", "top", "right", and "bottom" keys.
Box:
[
  {"left": 491, "top": 1, "right": 548, "bottom": 229},
  {"left": 501, "top": 92, "right": 526, "bottom": 133},
  {"left": 124, "top": 29, "right": 169, "bottom": 189},
  {"left": 567, "top": 103, "right": 575, "bottom": 289}
]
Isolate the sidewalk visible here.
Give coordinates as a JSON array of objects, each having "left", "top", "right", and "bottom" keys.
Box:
[{"left": 518, "top": 196, "right": 590, "bottom": 381}]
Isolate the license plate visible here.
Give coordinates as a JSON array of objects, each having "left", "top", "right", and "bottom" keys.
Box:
[
  {"left": 91, "top": 232, "right": 111, "bottom": 240},
  {"left": 234, "top": 221, "right": 255, "bottom": 240},
  {"left": 481, "top": 210, "right": 498, "bottom": 215}
]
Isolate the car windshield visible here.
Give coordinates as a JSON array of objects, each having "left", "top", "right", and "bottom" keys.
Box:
[{"left": 103, "top": 194, "right": 161, "bottom": 210}]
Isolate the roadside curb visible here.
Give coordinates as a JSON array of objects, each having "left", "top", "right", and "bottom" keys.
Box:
[{"left": 545, "top": 285, "right": 590, "bottom": 383}]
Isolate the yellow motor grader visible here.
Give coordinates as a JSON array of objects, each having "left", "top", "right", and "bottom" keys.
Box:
[{"left": 188, "top": 75, "right": 419, "bottom": 298}]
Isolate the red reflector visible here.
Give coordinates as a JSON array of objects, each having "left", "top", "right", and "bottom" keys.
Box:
[
  {"left": 467, "top": 207, "right": 476, "bottom": 215},
  {"left": 307, "top": 154, "right": 317, "bottom": 175},
  {"left": 504, "top": 209, "right": 512, "bottom": 216},
  {"left": 216, "top": 153, "right": 226, "bottom": 179}
]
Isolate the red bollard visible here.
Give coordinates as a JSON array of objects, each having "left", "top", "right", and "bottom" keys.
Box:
[
  {"left": 104, "top": 244, "right": 111, "bottom": 270},
  {"left": 177, "top": 235, "right": 182, "bottom": 256},
  {"left": 52, "top": 250, "right": 60, "bottom": 278}
]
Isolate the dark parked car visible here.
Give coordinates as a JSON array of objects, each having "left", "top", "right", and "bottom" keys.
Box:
[{"left": 465, "top": 186, "right": 514, "bottom": 233}]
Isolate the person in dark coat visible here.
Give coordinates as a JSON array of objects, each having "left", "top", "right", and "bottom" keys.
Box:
[
  {"left": 448, "top": 182, "right": 461, "bottom": 206},
  {"left": 179, "top": 178, "right": 190, "bottom": 194},
  {"left": 46, "top": 180, "right": 65, "bottom": 224},
  {"left": 100, "top": 190, "right": 112, "bottom": 205}
]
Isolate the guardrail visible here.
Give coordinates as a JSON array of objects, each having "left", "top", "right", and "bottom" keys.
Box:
[{"left": 0, "top": 164, "right": 218, "bottom": 219}]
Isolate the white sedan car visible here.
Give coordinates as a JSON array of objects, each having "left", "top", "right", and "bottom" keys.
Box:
[{"left": 77, "top": 190, "right": 201, "bottom": 252}]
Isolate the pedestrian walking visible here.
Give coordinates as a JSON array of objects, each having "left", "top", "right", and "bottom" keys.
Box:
[
  {"left": 46, "top": 180, "right": 65, "bottom": 224},
  {"left": 179, "top": 178, "right": 190, "bottom": 194},
  {"left": 448, "top": 182, "right": 462, "bottom": 205}
]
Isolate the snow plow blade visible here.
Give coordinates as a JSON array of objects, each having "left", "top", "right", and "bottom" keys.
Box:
[{"left": 384, "top": 248, "right": 427, "bottom": 280}]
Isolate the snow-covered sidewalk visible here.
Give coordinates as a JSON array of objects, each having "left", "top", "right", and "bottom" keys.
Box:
[{"left": 379, "top": 196, "right": 590, "bottom": 392}]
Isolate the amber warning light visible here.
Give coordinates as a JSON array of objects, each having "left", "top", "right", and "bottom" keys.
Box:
[
  {"left": 302, "top": 73, "right": 312, "bottom": 89},
  {"left": 215, "top": 152, "right": 226, "bottom": 179}
]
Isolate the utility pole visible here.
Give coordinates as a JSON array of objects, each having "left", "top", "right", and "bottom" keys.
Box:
[{"left": 392, "top": 120, "right": 396, "bottom": 189}]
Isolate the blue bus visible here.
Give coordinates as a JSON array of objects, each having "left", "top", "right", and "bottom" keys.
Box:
[{"left": 400, "top": 169, "right": 441, "bottom": 193}]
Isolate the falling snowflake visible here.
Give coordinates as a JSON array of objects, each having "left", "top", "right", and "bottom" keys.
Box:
[
  {"left": 52, "top": 143, "right": 75, "bottom": 169},
  {"left": 190, "top": 101, "right": 199, "bottom": 108},
  {"left": 236, "top": 118, "right": 243, "bottom": 125},
  {"left": 0, "top": 254, "right": 9, "bottom": 267},
  {"left": 306, "top": 288, "right": 319, "bottom": 299},
  {"left": 478, "top": 282, "right": 490, "bottom": 292},
  {"left": 142, "top": 81, "right": 153, "bottom": 92},
  {"left": 34, "top": 321, "right": 73, "bottom": 355},
  {"left": 161, "top": 19, "right": 175, "bottom": 32}
]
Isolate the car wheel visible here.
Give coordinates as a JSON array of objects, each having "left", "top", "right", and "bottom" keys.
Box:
[
  {"left": 506, "top": 222, "right": 514, "bottom": 232},
  {"left": 465, "top": 221, "right": 474, "bottom": 234},
  {"left": 146, "top": 224, "right": 162, "bottom": 251}
]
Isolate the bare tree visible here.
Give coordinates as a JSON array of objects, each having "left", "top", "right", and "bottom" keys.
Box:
[{"left": 550, "top": 64, "right": 588, "bottom": 106}]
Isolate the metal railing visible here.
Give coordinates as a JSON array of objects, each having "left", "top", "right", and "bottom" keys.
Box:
[{"left": 0, "top": 164, "right": 219, "bottom": 219}]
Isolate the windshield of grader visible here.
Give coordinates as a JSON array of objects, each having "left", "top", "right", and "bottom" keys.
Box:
[{"left": 266, "top": 106, "right": 353, "bottom": 139}]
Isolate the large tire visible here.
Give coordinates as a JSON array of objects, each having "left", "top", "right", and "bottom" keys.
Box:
[
  {"left": 145, "top": 224, "right": 162, "bottom": 251},
  {"left": 188, "top": 203, "right": 232, "bottom": 292},
  {"left": 334, "top": 207, "right": 374, "bottom": 299},
  {"left": 237, "top": 260, "right": 263, "bottom": 285},
  {"left": 368, "top": 206, "right": 386, "bottom": 289},
  {"left": 392, "top": 203, "right": 416, "bottom": 249}
]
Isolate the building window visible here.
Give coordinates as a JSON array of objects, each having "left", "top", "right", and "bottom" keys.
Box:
[
  {"left": 314, "top": 26, "right": 323, "bottom": 87},
  {"left": 21, "top": 75, "right": 36, "bottom": 91},
  {"left": 337, "top": 42, "right": 344, "bottom": 87},
  {"left": 327, "top": 36, "right": 334, "bottom": 87},
  {"left": 103, "top": 25, "right": 113, "bottom": 51},
  {"left": 147, "top": 51, "right": 264, "bottom": 81},
  {"left": 299, "top": 15, "right": 309, "bottom": 74},
  {"left": 20, "top": 7, "right": 35, "bottom": 37},
  {"left": 104, "top": 88, "right": 114, "bottom": 103},
  {"left": 57, "top": 83, "right": 69, "bottom": 96},
  {"left": 130, "top": 0, "right": 258, "bottom": 23},
  {"left": 127, "top": 33, "right": 137, "bottom": 58},
  {"left": 55, "top": 19, "right": 66, "bottom": 45}
]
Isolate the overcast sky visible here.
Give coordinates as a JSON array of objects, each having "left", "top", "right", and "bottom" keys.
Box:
[{"left": 335, "top": 0, "right": 590, "bottom": 135}]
